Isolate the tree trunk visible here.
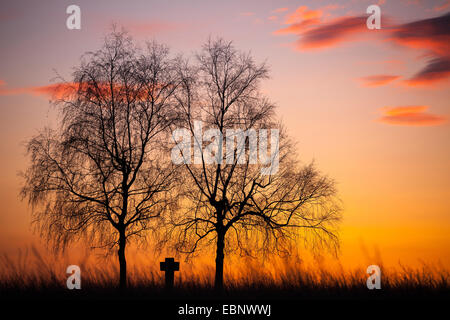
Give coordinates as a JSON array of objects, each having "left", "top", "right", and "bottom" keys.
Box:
[
  {"left": 214, "top": 230, "right": 225, "bottom": 291},
  {"left": 118, "top": 229, "right": 127, "bottom": 290}
]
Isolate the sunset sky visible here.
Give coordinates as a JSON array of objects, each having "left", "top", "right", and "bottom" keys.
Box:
[{"left": 0, "top": 0, "right": 449, "bottom": 269}]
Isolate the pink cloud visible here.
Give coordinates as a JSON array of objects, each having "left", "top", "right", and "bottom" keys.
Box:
[
  {"left": 402, "top": 57, "right": 450, "bottom": 86},
  {"left": 273, "top": 8, "right": 288, "bottom": 13},
  {"left": 273, "top": 18, "right": 321, "bottom": 35},
  {"left": 296, "top": 16, "right": 369, "bottom": 50},
  {"left": 389, "top": 13, "right": 450, "bottom": 86},
  {"left": 0, "top": 81, "right": 75, "bottom": 99},
  {"left": 273, "top": 9, "right": 450, "bottom": 86},
  {"left": 285, "top": 6, "right": 323, "bottom": 24},
  {"left": 274, "top": 5, "right": 371, "bottom": 51},
  {"left": 359, "top": 75, "right": 400, "bottom": 87},
  {"left": 377, "top": 106, "right": 446, "bottom": 126},
  {"left": 433, "top": 1, "right": 450, "bottom": 11}
]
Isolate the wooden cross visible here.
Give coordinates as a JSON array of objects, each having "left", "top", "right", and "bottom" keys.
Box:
[{"left": 160, "top": 257, "right": 179, "bottom": 289}]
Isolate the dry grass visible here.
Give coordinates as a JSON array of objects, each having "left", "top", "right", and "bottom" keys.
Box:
[{"left": 0, "top": 246, "right": 448, "bottom": 300}]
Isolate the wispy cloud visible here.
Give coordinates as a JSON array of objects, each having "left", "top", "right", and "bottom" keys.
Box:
[
  {"left": 295, "top": 16, "right": 369, "bottom": 50},
  {"left": 403, "top": 57, "right": 450, "bottom": 86},
  {"left": 284, "top": 6, "right": 323, "bottom": 24},
  {"left": 433, "top": 0, "right": 450, "bottom": 12},
  {"left": 377, "top": 106, "right": 446, "bottom": 126},
  {"left": 359, "top": 75, "right": 400, "bottom": 87},
  {"left": 0, "top": 80, "right": 170, "bottom": 101},
  {"left": 273, "top": 5, "right": 370, "bottom": 50},
  {"left": 274, "top": 8, "right": 450, "bottom": 86},
  {"left": 273, "top": 8, "right": 288, "bottom": 13},
  {"left": 274, "top": 18, "right": 322, "bottom": 35},
  {"left": 389, "top": 12, "right": 450, "bottom": 86},
  {"left": 0, "top": 81, "right": 75, "bottom": 99}
]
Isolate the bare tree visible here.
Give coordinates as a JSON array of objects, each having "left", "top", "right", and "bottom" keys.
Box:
[
  {"left": 21, "top": 30, "right": 178, "bottom": 289},
  {"left": 170, "top": 38, "right": 342, "bottom": 290}
]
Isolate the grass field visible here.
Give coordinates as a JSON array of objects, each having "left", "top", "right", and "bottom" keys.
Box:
[{"left": 0, "top": 246, "right": 448, "bottom": 301}]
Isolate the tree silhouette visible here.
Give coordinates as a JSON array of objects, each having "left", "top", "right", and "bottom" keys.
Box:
[
  {"left": 21, "top": 30, "right": 178, "bottom": 289},
  {"left": 171, "top": 39, "right": 342, "bottom": 290}
]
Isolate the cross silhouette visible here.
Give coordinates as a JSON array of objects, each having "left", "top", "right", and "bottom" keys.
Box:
[{"left": 160, "top": 257, "right": 179, "bottom": 289}]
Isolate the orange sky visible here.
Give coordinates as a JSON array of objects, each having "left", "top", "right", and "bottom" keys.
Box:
[{"left": 0, "top": 0, "right": 449, "bottom": 270}]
